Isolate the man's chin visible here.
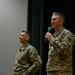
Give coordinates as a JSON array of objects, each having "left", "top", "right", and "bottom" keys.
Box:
[{"left": 52, "top": 26, "right": 55, "bottom": 29}]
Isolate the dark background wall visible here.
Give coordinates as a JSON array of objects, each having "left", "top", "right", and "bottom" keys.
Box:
[
  {"left": 43, "top": 0, "right": 75, "bottom": 33},
  {"left": 28, "top": 0, "right": 75, "bottom": 75},
  {"left": 43, "top": 0, "right": 75, "bottom": 75}
]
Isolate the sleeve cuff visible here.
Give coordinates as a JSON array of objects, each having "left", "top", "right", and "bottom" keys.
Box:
[{"left": 50, "top": 38, "right": 56, "bottom": 45}]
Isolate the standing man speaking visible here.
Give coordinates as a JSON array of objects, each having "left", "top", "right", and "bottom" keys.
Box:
[{"left": 45, "top": 12, "right": 75, "bottom": 75}]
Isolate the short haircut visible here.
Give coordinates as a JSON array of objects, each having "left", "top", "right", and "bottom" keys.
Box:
[
  {"left": 22, "top": 30, "right": 31, "bottom": 41},
  {"left": 52, "top": 12, "right": 65, "bottom": 24}
]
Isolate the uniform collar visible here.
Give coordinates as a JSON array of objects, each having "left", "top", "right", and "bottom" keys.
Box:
[
  {"left": 19, "top": 44, "right": 30, "bottom": 51},
  {"left": 54, "top": 27, "right": 65, "bottom": 37}
]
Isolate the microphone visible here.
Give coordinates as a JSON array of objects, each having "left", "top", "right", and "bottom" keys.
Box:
[
  {"left": 48, "top": 27, "right": 52, "bottom": 32},
  {"left": 45, "top": 27, "right": 52, "bottom": 42}
]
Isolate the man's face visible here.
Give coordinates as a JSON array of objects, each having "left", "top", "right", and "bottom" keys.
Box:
[
  {"left": 51, "top": 15, "right": 63, "bottom": 29},
  {"left": 19, "top": 32, "right": 29, "bottom": 43}
]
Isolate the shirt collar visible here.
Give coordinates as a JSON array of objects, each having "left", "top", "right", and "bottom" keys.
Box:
[
  {"left": 54, "top": 27, "right": 65, "bottom": 37},
  {"left": 19, "top": 44, "right": 30, "bottom": 51}
]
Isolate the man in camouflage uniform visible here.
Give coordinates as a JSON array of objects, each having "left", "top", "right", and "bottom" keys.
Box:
[
  {"left": 45, "top": 12, "right": 75, "bottom": 75},
  {"left": 14, "top": 30, "right": 42, "bottom": 75}
]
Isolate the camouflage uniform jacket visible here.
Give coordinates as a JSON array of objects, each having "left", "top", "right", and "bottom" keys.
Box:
[
  {"left": 14, "top": 44, "right": 42, "bottom": 75},
  {"left": 46, "top": 28, "right": 75, "bottom": 72}
]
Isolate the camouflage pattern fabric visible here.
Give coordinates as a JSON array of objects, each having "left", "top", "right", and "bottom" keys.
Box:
[
  {"left": 14, "top": 44, "right": 42, "bottom": 75},
  {"left": 47, "top": 70, "right": 72, "bottom": 75},
  {"left": 46, "top": 28, "right": 75, "bottom": 75}
]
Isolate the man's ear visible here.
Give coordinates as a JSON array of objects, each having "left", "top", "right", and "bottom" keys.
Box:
[
  {"left": 60, "top": 19, "right": 64, "bottom": 24},
  {"left": 26, "top": 36, "right": 29, "bottom": 40}
]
